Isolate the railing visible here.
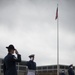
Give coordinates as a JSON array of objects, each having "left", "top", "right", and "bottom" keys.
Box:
[
  {"left": 0, "top": 62, "right": 69, "bottom": 75},
  {"left": 0, "top": 63, "right": 27, "bottom": 75}
]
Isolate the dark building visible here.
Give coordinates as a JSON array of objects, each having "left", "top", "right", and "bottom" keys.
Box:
[{"left": 36, "top": 65, "right": 69, "bottom": 75}]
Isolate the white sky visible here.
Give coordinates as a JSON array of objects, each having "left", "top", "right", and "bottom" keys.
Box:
[{"left": 0, "top": 0, "right": 75, "bottom": 66}]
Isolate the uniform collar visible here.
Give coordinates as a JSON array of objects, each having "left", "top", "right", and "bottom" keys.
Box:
[{"left": 8, "top": 53, "right": 12, "bottom": 55}]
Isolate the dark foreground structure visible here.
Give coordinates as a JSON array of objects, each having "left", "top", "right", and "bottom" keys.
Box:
[{"left": 0, "top": 58, "right": 75, "bottom": 75}]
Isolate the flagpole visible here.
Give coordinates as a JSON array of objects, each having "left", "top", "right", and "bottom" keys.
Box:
[{"left": 57, "top": 4, "right": 59, "bottom": 75}]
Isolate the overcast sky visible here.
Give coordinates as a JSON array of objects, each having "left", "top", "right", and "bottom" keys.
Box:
[{"left": 0, "top": 0, "right": 75, "bottom": 66}]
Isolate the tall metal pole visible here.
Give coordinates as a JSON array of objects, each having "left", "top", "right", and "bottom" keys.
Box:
[
  {"left": 57, "top": 4, "right": 59, "bottom": 75},
  {"left": 0, "top": 62, "right": 1, "bottom": 74}
]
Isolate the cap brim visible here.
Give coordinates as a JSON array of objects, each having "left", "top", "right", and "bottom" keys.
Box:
[
  {"left": 6, "top": 47, "right": 8, "bottom": 49},
  {"left": 29, "top": 55, "right": 34, "bottom": 58},
  {"left": 6, "top": 47, "right": 16, "bottom": 50}
]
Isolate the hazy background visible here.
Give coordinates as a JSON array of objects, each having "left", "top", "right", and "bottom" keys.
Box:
[{"left": 0, "top": 0, "right": 75, "bottom": 66}]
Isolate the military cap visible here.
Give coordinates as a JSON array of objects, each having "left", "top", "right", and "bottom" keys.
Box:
[
  {"left": 29, "top": 54, "right": 35, "bottom": 58},
  {"left": 6, "top": 44, "right": 16, "bottom": 50},
  {"left": 69, "top": 64, "right": 73, "bottom": 68}
]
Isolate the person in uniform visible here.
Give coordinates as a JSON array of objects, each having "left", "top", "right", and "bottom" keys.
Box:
[
  {"left": 60, "top": 70, "right": 65, "bottom": 75},
  {"left": 26, "top": 54, "right": 36, "bottom": 75},
  {"left": 3, "top": 44, "right": 21, "bottom": 75},
  {"left": 68, "top": 64, "right": 74, "bottom": 75}
]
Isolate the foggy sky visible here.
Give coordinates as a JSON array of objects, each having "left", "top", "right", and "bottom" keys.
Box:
[{"left": 0, "top": 0, "right": 75, "bottom": 66}]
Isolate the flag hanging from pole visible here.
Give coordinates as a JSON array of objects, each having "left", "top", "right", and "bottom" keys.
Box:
[{"left": 55, "top": 7, "right": 58, "bottom": 20}]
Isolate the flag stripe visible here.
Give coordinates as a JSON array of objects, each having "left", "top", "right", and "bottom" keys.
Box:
[{"left": 55, "top": 7, "right": 58, "bottom": 20}]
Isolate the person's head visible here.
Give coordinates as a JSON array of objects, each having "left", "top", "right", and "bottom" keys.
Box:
[
  {"left": 6, "top": 44, "right": 16, "bottom": 54},
  {"left": 29, "top": 54, "right": 35, "bottom": 61},
  {"left": 69, "top": 64, "right": 73, "bottom": 68},
  {"left": 61, "top": 70, "right": 65, "bottom": 73}
]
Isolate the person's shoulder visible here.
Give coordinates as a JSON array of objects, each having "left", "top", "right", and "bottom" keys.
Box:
[
  {"left": 33, "top": 61, "right": 36, "bottom": 65},
  {"left": 26, "top": 60, "right": 31, "bottom": 64},
  {"left": 26, "top": 61, "right": 31, "bottom": 65},
  {"left": 4, "top": 54, "right": 8, "bottom": 59},
  {"left": 8, "top": 54, "right": 14, "bottom": 58},
  {"left": 3, "top": 56, "right": 7, "bottom": 61},
  {"left": 68, "top": 68, "right": 72, "bottom": 72},
  {"left": 7, "top": 54, "right": 16, "bottom": 60},
  {"left": 4, "top": 55, "right": 7, "bottom": 58},
  {"left": 11, "top": 55, "right": 17, "bottom": 59},
  {"left": 34, "top": 61, "right": 36, "bottom": 63}
]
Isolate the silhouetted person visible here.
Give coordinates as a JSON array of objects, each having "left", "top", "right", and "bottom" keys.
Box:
[
  {"left": 3, "top": 44, "right": 21, "bottom": 75},
  {"left": 26, "top": 54, "right": 36, "bottom": 75},
  {"left": 68, "top": 64, "right": 74, "bottom": 75},
  {"left": 60, "top": 70, "right": 65, "bottom": 75}
]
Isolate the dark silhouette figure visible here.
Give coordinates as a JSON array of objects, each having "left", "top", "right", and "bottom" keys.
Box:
[
  {"left": 26, "top": 54, "right": 36, "bottom": 75},
  {"left": 68, "top": 64, "right": 74, "bottom": 75},
  {"left": 3, "top": 44, "right": 21, "bottom": 75},
  {"left": 60, "top": 70, "right": 65, "bottom": 75}
]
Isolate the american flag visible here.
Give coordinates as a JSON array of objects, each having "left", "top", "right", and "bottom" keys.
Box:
[{"left": 55, "top": 7, "right": 58, "bottom": 20}]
